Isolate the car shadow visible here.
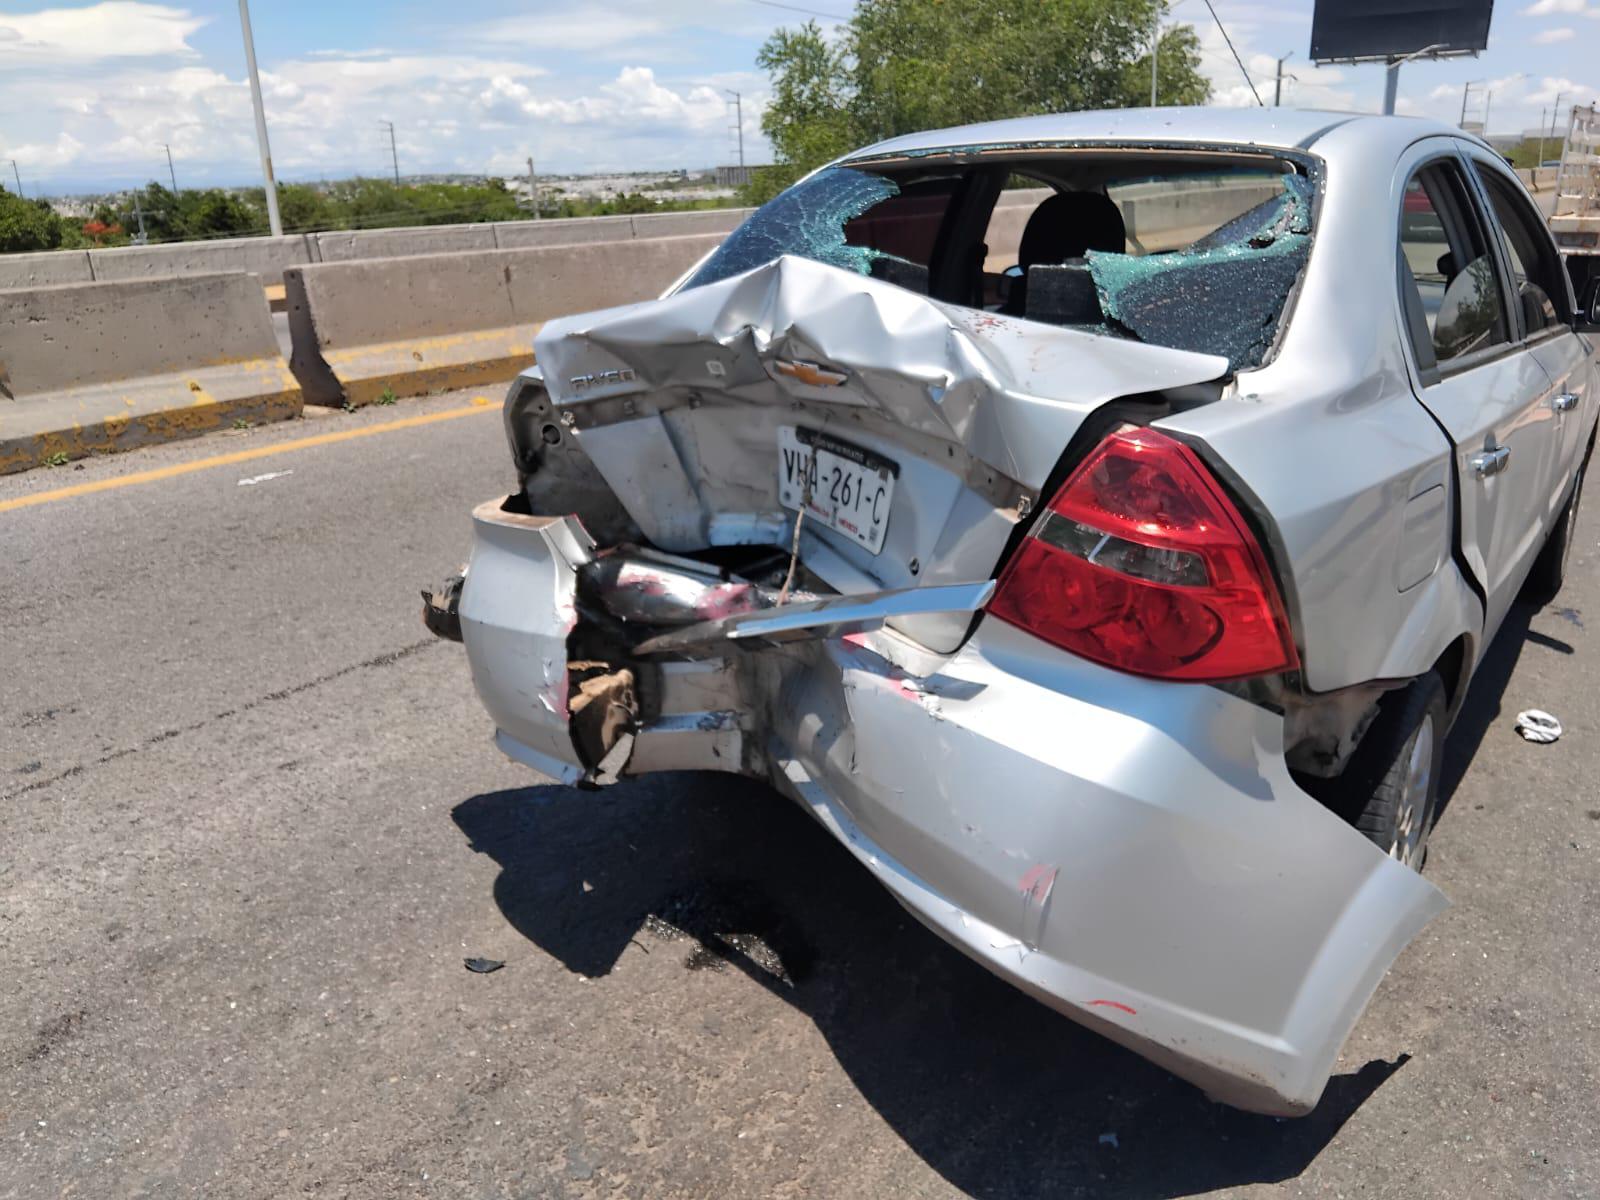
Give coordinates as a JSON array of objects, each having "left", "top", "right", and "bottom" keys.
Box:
[
  {"left": 1437, "top": 600, "right": 1538, "bottom": 820},
  {"left": 454, "top": 776, "right": 1409, "bottom": 1199}
]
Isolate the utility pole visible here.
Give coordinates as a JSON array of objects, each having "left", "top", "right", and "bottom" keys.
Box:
[
  {"left": 527, "top": 155, "right": 539, "bottom": 219},
  {"left": 380, "top": 120, "right": 399, "bottom": 184},
  {"left": 163, "top": 143, "right": 178, "bottom": 191},
  {"left": 725, "top": 90, "right": 744, "bottom": 168},
  {"left": 1459, "top": 80, "right": 1478, "bottom": 125},
  {"left": 1551, "top": 91, "right": 1566, "bottom": 147},
  {"left": 1539, "top": 108, "right": 1547, "bottom": 166},
  {"left": 8, "top": 159, "right": 20, "bottom": 197},
  {"left": 132, "top": 189, "right": 149, "bottom": 245},
  {"left": 237, "top": 0, "right": 282, "bottom": 236},
  {"left": 1150, "top": 11, "right": 1159, "bottom": 106},
  {"left": 1483, "top": 89, "right": 1492, "bottom": 134},
  {"left": 1274, "top": 52, "right": 1294, "bottom": 106}
]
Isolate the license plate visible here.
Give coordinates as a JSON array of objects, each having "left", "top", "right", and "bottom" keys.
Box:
[{"left": 777, "top": 426, "right": 898, "bottom": 555}]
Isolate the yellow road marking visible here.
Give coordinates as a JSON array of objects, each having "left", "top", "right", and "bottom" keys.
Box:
[{"left": 0, "top": 400, "right": 499, "bottom": 515}]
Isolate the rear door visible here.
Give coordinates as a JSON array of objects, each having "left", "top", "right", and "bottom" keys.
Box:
[
  {"left": 1395, "top": 143, "right": 1560, "bottom": 643},
  {"left": 1464, "top": 149, "right": 1593, "bottom": 518}
]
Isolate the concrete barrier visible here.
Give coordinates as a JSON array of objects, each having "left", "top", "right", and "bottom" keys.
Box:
[
  {"left": 491, "top": 214, "right": 638, "bottom": 249},
  {"left": 285, "top": 232, "right": 724, "bottom": 407},
  {"left": 0, "top": 249, "right": 94, "bottom": 290},
  {"left": 89, "top": 233, "right": 318, "bottom": 287},
  {"left": 982, "top": 181, "right": 1287, "bottom": 265},
  {"left": 627, "top": 209, "right": 752, "bottom": 240},
  {"left": 0, "top": 273, "right": 301, "bottom": 474},
  {"left": 0, "top": 204, "right": 753, "bottom": 295},
  {"left": 313, "top": 223, "right": 499, "bottom": 262}
]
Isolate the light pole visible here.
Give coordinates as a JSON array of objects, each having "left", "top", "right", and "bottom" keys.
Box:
[
  {"left": 1274, "top": 52, "right": 1294, "bottom": 107},
  {"left": 527, "top": 155, "right": 539, "bottom": 220},
  {"left": 9, "top": 159, "right": 20, "bottom": 197},
  {"left": 1150, "top": 10, "right": 1159, "bottom": 106},
  {"left": 1459, "top": 79, "right": 1484, "bottom": 126},
  {"left": 380, "top": 120, "right": 399, "bottom": 184},
  {"left": 163, "top": 143, "right": 178, "bottom": 191},
  {"left": 724, "top": 90, "right": 744, "bottom": 169},
  {"left": 1382, "top": 42, "right": 1447, "bottom": 116},
  {"left": 238, "top": 0, "right": 282, "bottom": 236}
]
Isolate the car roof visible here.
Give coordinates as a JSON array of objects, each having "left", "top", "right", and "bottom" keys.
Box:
[{"left": 841, "top": 106, "right": 1482, "bottom": 162}]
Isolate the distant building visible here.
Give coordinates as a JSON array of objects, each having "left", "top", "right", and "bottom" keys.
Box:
[{"left": 715, "top": 164, "right": 756, "bottom": 188}]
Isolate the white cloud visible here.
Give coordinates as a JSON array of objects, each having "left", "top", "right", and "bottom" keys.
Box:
[
  {"left": 1521, "top": 0, "right": 1586, "bottom": 12},
  {"left": 4, "top": 130, "right": 86, "bottom": 168},
  {"left": 466, "top": 11, "right": 671, "bottom": 55},
  {"left": 1, "top": 40, "right": 765, "bottom": 187},
  {"left": 1189, "top": 18, "right": 1356, "bottom": 111},
  {"left": 0, "top": 2, "right": 204, "bottom": 66},
  {"left": 1524, "top": 75, "right": 1600, "bottom": 105},
  {"left": 1533, "top": 25, "right": 1577, "bottom": 41}
]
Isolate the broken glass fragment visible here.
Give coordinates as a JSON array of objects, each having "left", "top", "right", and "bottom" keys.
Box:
[
  {"left": 685, "top": 168, "right": 902, "bottom": 290},
  {"left": 1087, "top": 175, "right": 1314, "bottom": 370}
]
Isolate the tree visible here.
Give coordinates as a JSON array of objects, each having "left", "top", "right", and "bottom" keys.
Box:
[
  {"left": 746, "top": 0, "right": 1211, "bottom": 203},
  {"left": 0, "top": 186, "right": 65, "bottom": 253},
  {"left": 750, "top": 23, "right": 857, "bottom": 201},
  {"left": 134, "top": 182, "right": 263, "bottom": 241}
]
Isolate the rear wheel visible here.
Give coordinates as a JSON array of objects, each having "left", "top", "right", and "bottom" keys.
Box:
[
  {"left": 1335, "top": 672, "right": 1449, "bottom": 871},
  {"left": 1523, "top": 458, "right": 1586, "bottom": 603}
]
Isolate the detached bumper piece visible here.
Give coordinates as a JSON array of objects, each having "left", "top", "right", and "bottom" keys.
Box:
[{"left": 421, "top": 571, "right": 465, "bottom": 642}]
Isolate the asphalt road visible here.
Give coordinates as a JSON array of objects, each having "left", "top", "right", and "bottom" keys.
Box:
[{"left": 3, "top": 389, "right": 1598, "bottom": 1199}]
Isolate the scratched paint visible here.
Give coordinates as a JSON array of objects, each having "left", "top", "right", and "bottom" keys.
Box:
[
  {"left": 1018, "top": 863, "right": 1058, "bottom": 952},
  {"left": 1087, "top": 999, "right": 1138, "bottom": 1016}
]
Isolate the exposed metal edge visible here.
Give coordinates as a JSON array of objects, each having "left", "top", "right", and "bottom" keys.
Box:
[
  {"left": 493, "top": 727, "right": 585, "bottom": 785},
  {"left": 633, "top": 580, "right": 997, "bottom": 657}
]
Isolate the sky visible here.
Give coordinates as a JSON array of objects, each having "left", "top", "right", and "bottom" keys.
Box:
[{"left": 0, "top": 0, "right": 1595, "bottom": 195}]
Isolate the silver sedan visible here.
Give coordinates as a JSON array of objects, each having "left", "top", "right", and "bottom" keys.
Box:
[{"left": 428, "top": 108, "right": 1599, "bottom": 1115}]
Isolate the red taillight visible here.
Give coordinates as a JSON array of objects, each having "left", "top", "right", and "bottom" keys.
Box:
[{"left": 990, "top": 428, "right": 1298, "bottom": 681}]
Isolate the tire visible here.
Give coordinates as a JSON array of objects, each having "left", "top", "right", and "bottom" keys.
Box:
[
  {"left": 1523, "top": 456, "right": 1586, "bottom": 604},
  {"left": 1337, "top": 672, "right": 1449, "bottom": 871}
]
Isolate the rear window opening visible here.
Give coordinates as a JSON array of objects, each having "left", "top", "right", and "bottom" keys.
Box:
[{"left": 684, "top": 148, "right": 1315, "bottom": 373}]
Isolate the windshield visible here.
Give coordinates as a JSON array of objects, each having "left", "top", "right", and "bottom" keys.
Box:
[{"left": 683, "top": 155, "right": 1316, "bottom": 373}]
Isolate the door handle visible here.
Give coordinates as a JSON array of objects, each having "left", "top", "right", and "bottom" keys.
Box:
[
  {"left": 1470, "top": 446, "right": 1511, "bottom": 478},
  {"left": 1552, "top": 391, "right": 1580, "bottom": 413}
]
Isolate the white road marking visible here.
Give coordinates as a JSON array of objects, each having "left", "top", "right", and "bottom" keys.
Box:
[{"left": 237, "top": 470, "right": 295, "bottom": 487}]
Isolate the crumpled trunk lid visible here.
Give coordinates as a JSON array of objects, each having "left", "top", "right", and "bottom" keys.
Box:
[{"left": 531, "top": 255, "right": 1228, "bottom": 651}]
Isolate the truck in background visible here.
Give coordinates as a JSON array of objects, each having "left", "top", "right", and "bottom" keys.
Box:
[{"left": 1551, "top": 103, "right": 1600, "bottom": 320}]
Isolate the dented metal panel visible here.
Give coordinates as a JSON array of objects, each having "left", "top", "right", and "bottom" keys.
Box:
[
  {"left": 535, "top": 255, "right": 1230, "bottom": 491},
  {"left": 458, "top": 502, "right": 592, "bottom": 784},
  {"left": 769, "top": 618, "right": 1446, "bottom": 1114}
]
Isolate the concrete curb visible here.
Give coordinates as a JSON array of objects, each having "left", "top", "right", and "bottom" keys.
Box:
[{"left": 0, "top": 273, "right": 302, "bottom": 474}]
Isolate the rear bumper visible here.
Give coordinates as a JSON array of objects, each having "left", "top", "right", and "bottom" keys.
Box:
[
  {"left": 769, "top": 621, "right": 1446, "bottom": 1115},
  {"left": 452, "top": 497, "right": 1447, "bottom": 1116}
]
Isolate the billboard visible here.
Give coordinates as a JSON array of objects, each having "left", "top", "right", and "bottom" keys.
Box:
[{"left": 1310, "top": 0, "right": 1494, "bottom": 62}]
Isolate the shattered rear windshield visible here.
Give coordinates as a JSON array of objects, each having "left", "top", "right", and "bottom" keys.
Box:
[{"left": 682, "top": 156, "right": 1317, "bottom": 373}]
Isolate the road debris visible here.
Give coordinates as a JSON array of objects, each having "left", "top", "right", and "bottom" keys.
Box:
[
  {"left": 1515, "top": 710, "right": 1563, "bottom": 744},
  {"left": 463, "top": 956, "right": 505, "bottom": 974},
  {"left": 237, "top": 470, "right": 294, "bottom": 487}
]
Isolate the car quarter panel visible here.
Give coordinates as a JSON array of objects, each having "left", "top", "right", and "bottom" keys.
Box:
[
  {"left": 771, "top": 617, "right": 1446, "bottom": 1114},
  {"left": 1158, "top": 129, "right": 1481, "bottom": 693}
]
